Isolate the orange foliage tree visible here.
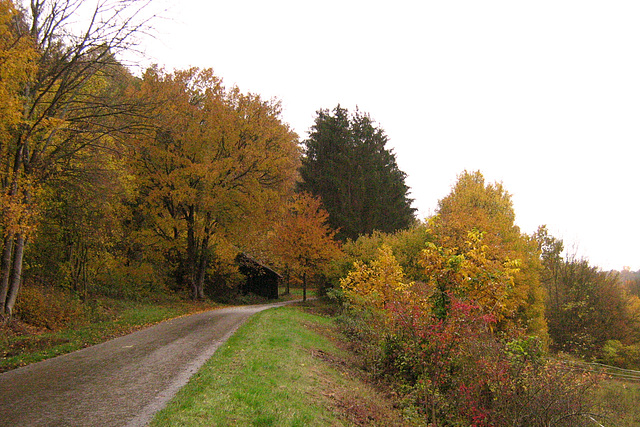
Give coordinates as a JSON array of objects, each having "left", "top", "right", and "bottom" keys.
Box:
[
  {"left": 271, "top": 193, "right": 341, "bottom": 300},
  {"left": 128, "top": 67, "right": 299, "bottom": 299}
]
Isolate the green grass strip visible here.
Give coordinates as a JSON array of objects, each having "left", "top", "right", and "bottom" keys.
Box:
[{"left": 150, "top": 305, "right": 347, "bottom": 427}]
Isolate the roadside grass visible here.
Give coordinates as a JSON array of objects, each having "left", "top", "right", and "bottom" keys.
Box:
[
  {"left": 279, "top": 286, "right": 314, "bottom": 300},
  {"left": 151, "top": 301, "right": 421, "bottom": 427},
  {"left": 0, "top": 298, "right": 220, "bottom": 372},
  {"left": 593, "top": 379, "right": 640, "bottom": 426},
  {"left": 0, "top": 287, "right": 308, "bottom": 373},
  {"left": 9, "top": 290, "right": 636, "bottom": 425}
]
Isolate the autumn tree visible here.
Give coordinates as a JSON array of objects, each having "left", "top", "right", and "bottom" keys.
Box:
[
  {"left": 25, "top": 145, "right": 133, "bottom": 299},
  {"left": 299, "top": 105, "right": 415, "bottom": 240},
  {"left": 0, "top": 0, "right": 153, "bottom": 317},
  {"left": 430, "top": 170, "right": 547, "bottom": 338},
  {"left": 533, "top": 225, "right": 564, "bottom": 313},
  {"left": 619, "top": 268, "right": 640, "bottom": 297},
  {"left": 270, "top": 192, "right": 341, "bottom": 301},
  {"left": 534, "top": 227, "right": 639, "bottom": 357},
  {"left": 129, "top": 67, "right": 299, "bottom": 300},
  {"left": 422, "top": 230, "right": 523, "bottom": 325},
  {"left": 340, "top": 243, "right": 417, "bottom": 318},
  {"left": 551, "top": 258, "right": 631, "bottom": 355},
  {"left": 338, "top": 222, "right": 432, "bottom": 283},
  {"left": 0, "top": 0, "right": 37, "bottom": 317}
]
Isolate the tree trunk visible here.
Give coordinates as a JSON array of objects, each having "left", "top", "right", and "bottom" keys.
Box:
[
  {"left": 431, "top": 399, "right": 438, "bottom": 426},
  {"left": 0, "top": 233, "right": 15, "bottom": 317},
  {"left": 5, "top": 233, "right": 26, "bottom": 317},
  {"left": 303, "top": 271, "right": 307, "bottom": 302},
  {"left": 185, "top": 210, "right": 199, "bottom": 300},
  {"left": 196, "top": 261, "right": 206, "bottom": 300},
  {"left": 195, "top": 236, "right": 209, "bottom": 300},
  {"left": 80, "top": 245, "right": 88, "bottom": 302},
  {"left": 188, "top": 256, "right": 198, "bottom": 300},
  {"left": 284, "top": 265, "right": 290, "bottom": 295}
]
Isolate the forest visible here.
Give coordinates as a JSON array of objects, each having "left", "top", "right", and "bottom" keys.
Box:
[{"left": 1, "top": 1, "right": 639, "bottom": 425}]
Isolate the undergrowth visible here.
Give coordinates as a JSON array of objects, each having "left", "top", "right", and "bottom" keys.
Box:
[{"left": 0, "top": 286, "right": 219, "bottom": 372}]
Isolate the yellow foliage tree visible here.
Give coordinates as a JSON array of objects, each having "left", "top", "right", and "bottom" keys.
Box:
[
  {"left": 1, "top": 0, "right": 153, "bottom": 317},
  {"left": 429, "top": 171, "right": 547, "bottom": 339},
  {"left": 421, "top": 229, "right": 522, "bottom": 329},
  {"left": 0, "top": 0, "right": 37, "bottom": 317},
  {"left": 340, "top": 244, "right": 414, "bottom": 313}
]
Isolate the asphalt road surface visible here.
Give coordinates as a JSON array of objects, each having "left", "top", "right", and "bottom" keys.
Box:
[{"left": 0, "top": 301, "right": 294, "bottom": 426}]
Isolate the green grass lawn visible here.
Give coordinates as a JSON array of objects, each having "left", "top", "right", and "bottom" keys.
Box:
[{"left": 150, "top": 302, "right": 419, "bottom": 427}]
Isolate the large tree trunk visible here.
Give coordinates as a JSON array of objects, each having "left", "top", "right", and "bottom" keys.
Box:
[
  {"left": 184, "top": 205, "right": 200, "bottom": 300},
  {"left": 0, "top": 233, "right": 15, "bottom": 317},
  {"left": 195, "top": 217, "right": 214, "bottom": 300},
  {"left": 187, "top": 257, "right": 200, "bottom": 300},
  {"left": 284, "top": 265, "right": 290, "bottom": 295},
  {"left": 195, "top": 234, "right": 209, "bottom": 300},
  {"left": 1, "top": 184, "right": 29, "bottom": 318},
  {"left": 185, "top": 209, "right": 212, "bottom": 301},
  {"left": 195, "top": 255, "right": 207, "bottom": 300},
  {"left": 5, "top": 233, "right": 26, "bottom": 316}
]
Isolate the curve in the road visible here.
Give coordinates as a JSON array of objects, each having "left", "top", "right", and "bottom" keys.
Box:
[{"left": 0, "top": 300, "right": 296, "bottom": 427}]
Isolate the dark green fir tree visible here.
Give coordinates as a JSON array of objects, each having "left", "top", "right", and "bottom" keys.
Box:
[{"left": 299, "top": 105, "right": 415, "bottom": 240}]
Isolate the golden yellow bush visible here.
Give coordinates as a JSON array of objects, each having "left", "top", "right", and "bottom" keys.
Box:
[
  {"left": 15, "top": 286, "right": 87, "bottom": 330},
  {"left": 340, "top": 245, "right": 414, "bottom": 311}
]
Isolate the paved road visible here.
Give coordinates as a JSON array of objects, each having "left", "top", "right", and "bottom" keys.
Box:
[{"left": 0, "top": 301, "right": 294, "bottom": 426}]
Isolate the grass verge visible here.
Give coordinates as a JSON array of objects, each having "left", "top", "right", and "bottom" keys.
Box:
[
  {"left": 0, "top": 298, "right": 219, "bottom": 372},
  {"left": 150, "top": 300, "right": 420, "bottom": 427},
  {"left": 0, "top": 286, "right": 308, "bottom": 373}
]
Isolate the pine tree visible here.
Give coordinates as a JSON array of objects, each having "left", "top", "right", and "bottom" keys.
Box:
[{"left": 299, "top": 105, "right": 415, "bottom": 240}]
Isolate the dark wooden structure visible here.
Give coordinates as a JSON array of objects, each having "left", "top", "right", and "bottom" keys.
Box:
[{"left": 236, "top": 253, "right": 280, "bottom": 299}]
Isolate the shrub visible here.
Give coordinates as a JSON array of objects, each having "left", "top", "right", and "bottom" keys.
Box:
[
  {"left": 336, "top": 237, "right": 605, "bottom": 425},
  {"left": 94, "top": 255, "right": 169, "bottom": 301},
  {"left": 601, "top": 340, "right": 640, "bottom": 370},
  {"left": 341, "top": 296, "right": 602, "bottom": 426},
  {"left": 15, "top": 286, "right": 88, "bottom": 330}
]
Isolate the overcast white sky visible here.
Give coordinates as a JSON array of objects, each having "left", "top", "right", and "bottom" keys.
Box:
[{"left": 136, "top": 0, "right": 639, "bottom": 271}]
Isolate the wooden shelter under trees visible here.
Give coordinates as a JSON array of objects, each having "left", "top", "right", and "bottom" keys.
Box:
[{"left": 236, "top": 253, "right": 280, "bottom": 299}]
